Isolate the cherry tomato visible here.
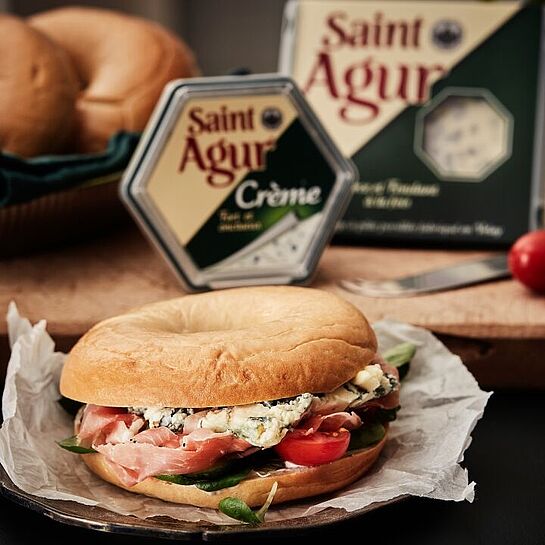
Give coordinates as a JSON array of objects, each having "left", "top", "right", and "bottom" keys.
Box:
[
  {"left": 508, "top": 230, "right": 545, "bottom": 293},
  {"left": 274, "top": 429, "right": 350, "bottom": 466}
]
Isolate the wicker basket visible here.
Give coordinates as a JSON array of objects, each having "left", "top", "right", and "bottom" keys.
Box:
[{"left": 0, "top": 176, "right": 131, "bottom": 258}]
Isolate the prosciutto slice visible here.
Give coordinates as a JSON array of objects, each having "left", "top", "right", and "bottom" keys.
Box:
[
  {"left": 78, "top": 405, "right": 144, "bottom": 447},
  {"left": 132, "top": 427, "right": 181, "bottom": 448},
  {"left": 180, "top": 410, "right": 208, "bottom": 434},
  {"left": 77, "top": 404, "right": 253, "bottom": 487},
  {"left": 96, "top": 428, "right": 251, "bottom": 486},
  {"left": 299, "top": 411, "right": 362, "bottom": 434},
  {"left": 362, "top": 389, "right": 400, "bottom": 411},
  {"left": 103, "top": 419, "right": 145, "bottom": 445}
]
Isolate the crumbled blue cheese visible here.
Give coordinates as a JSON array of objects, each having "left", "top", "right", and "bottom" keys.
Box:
[
  {"left": 312, "top": 364, "right": 398, "bottom": 413},
  {"left": 130, "top": 365, "right": 397, "bottom": 447},
  {"left": 197, "top": 394, "right": 314, "bottom": 448},
  {"left": 352, "top": 364, "right": 395, "bottom": 395},
  {"left": 128, "top": 407, "right": 193, "bottom": 432}
]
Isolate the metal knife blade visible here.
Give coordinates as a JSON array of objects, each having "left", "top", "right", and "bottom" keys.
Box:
[{"left": 339, "top": 254, "right": 510, "bottom": 298}]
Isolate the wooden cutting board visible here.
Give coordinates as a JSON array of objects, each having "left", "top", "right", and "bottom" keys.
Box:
[{"left": 1, "top": 226, "right": 544, "bottom": 388}]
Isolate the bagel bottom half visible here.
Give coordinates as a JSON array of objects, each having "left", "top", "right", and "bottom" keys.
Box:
[{"left": 80, "top": 434, "right": 387, "bottom": 508}]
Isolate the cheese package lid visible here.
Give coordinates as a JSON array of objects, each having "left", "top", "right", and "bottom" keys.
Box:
[
  {"left": 120, "top": 75, "right": 355, "bottom": 291},
  {"left": 279, "top": 0, "right": 545, "bottom": 246}
]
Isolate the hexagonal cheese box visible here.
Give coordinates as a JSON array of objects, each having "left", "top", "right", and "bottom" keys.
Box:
[{"left": 121, "top": 75, "right": 356, "bottom": 291}]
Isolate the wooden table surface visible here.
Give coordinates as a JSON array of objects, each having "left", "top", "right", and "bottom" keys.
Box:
[{"left": 1, "top": 226, "right": 544, "bottom": 388}]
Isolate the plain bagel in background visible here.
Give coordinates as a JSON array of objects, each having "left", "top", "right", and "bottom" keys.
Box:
[
  {"left": 29, "top": 6, "right": 200, "bottom": 153},
  {"left": 0, "top": 13, "right": 79, "bottom": 157}
]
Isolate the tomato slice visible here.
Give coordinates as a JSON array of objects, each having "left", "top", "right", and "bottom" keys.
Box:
[{"left": 274, "top": 429, "right": 350, "bottom": 466}]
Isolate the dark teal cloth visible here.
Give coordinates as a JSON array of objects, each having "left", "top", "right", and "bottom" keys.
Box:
[{"left": 0, "top": 132, "right": 140, "bottom": 208}]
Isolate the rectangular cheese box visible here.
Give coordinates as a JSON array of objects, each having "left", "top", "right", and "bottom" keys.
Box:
[{"left": 279, "top": 0, "right": 545, "bottom": 246}]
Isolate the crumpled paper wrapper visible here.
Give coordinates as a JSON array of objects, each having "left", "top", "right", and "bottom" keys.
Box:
[{"left": 0, "top": 302, "right": 491, "bottom": 524}]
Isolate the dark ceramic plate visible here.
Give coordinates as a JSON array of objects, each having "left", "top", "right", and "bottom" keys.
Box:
[{"left": 0, "top": 465, "right": 406, "bottom": 541}]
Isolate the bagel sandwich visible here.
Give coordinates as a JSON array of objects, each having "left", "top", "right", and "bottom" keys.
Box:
[{"left": 58, "top": 287, "right": 407, "bottom": 509}]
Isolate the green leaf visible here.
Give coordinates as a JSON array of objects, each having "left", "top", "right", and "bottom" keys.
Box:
[
  {"left": 156, "top": 459, "right": 237, "bottom": 485},
  {"left": 156, "top": 466, "right": 251, "bottom": 492},
  {"left": 383, "top": 342, "right": 416, "bottom": 380},
  {"left": 188, "top": 461, "right": 236, "bottom": 480},
  {"left": 219, "top": 481, "right": 278, "bottom": 525},
  {"left": 348, "top": 423, "right": 386, "bottom": 451},
  {"left": 195, "top": 468, "right": 251, "bottom": 492},
  {"left": 218, "top": 497, "right": 262, "bottom": 525},
  {"left": 156, "top": 474, "right": 196, "bottom": 485},
  {"left": 156, "top": 451, "right": 284, "bottom": 491},
  {"left": 157, "top": 459, "right": 236, "bottom": 483},
  {"left": 57, "top": 435, "right": 97, "bottom": 454}
]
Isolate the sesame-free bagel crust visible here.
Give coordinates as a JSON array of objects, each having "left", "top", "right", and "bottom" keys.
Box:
[{"left": 61, "top": 287, "right": 377, "bottom": 407}]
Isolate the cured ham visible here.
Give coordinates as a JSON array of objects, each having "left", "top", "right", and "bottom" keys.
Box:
[
  {"left": 361, "top": 389, "right": 400, "bottom": 411},
  {"left": 299, "top": 411, "right": 362, "bottom": 434},
  {"left": 181, "top": 428, "right": 249, "bottom": 451},
  {"left": 96, "top": 429, "right": 251, "bottom": 486},
  {"left": 180, "top": 410, "right": 208, "bottom": 434},
  {"left": 78, "top": 405, "right": 144, "bottom": 447},
  {"left": 103, "top": 419, "right": 144, "bottom": 445},
  {"left": 133, "top": 427, "right": 181, "bottom": 448}
]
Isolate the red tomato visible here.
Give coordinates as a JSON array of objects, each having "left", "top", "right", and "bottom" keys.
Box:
[
  {"left": 508, "top": 230, "right": 545, "bottom": 293},
  {"left": 274, "top": 429, "right": 350, "bottom": 466}
]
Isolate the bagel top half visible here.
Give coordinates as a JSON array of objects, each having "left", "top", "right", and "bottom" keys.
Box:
[{"left": 61, "top": 286, "right": 377, "bottom": 408}]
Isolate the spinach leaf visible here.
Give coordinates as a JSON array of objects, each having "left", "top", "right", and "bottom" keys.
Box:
[
  {"left": 188, "top": 461, "right": 235, "bottom": 480},
  {"left": 348, "top": 423, "right": 386, "bottom": 451},
  {"left": 195, "top": 468, "right": 251, "bottom": 492},
  {"left": 157, "top": 468, "right": 251, "bottom": 491},
  {"left": 156, "top": 474, "right": 196, "bottom": 485},
  {"left": 383, "top": 342, "right": 416, "bottom": 380},
  {"left": 57, "top": 435, "right": 97, "bottom": 454},
  {"left": 219, "top": 482, "right": 278, "bottom": 525},
  {"left": 218, "top": 497, "right": 262, "bottom": 525},
  {"left": 156, "top": 450, "right": 284, "bottom": 491},
  {"left": 170, "top": 459, "right": 237, "bottom": 481}
]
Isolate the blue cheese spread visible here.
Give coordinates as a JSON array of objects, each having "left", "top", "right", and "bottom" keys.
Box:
[
  {"left": 128, "top": 407, "right": 194, "bottom": 431},
  {"left": 196, "top": 394, "right": 314, "bottom": 448},
  {"left": 312, "top": 364, "right": 398, "bottom": 413},
  {"left": 129, "top": 364, "right": 398, "bottom": 448}
]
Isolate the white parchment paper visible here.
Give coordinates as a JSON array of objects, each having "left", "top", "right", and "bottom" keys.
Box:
[{"left": 0, "top": 302, "right": 491, "bottom": 524}]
